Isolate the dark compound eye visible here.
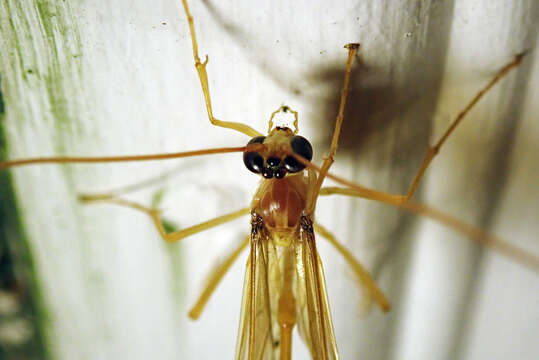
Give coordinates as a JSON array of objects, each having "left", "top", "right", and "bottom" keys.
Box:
[
  {"left": 244, "top": 152, "right": 264, "bottom": 173},
  {"left": 284, "top": 156, "right": 300, "bottom": 172},
  {"left": 247, "top": 136, "right": 266, "bottom": 146},
  {"left": 291, "top": 136, "right": 313, "bottom": 160},
  {"left": 243, "top": 136, "right": 266, "bottom": 174},
  {"left": 284, "top": 136, "right": 313, "bottom": 173}
]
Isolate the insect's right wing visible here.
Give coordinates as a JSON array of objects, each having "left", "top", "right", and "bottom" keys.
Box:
[
  {"left": 295, "top": 215, "right": 339, "bottom": 360},
  {"left": 235, "top": 217, "right": 280, "bottom": 360}
]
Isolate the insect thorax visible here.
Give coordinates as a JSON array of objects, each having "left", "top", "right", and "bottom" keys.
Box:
[{"left": 251, "top": 175, "right": 309, "bottom": 246}]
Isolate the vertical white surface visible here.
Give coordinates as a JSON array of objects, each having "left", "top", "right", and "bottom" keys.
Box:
[
  {"left": 0, "top": 0, "right": 537, "bottom": 359},
  {"left": 395, "top": 1, "right": 538, "bottom": 360}
]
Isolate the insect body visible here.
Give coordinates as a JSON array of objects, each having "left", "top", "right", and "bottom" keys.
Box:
[
  {"left": 237, "top": 126, "right": 337, "bottom": 358},
  {"left": 0, "top": 0, "right": 537, "bottom": 359}
]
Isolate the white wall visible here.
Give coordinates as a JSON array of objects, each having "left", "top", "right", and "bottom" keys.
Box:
[{"left": 1, "top": 0, "right": 537, "bottom": 359}]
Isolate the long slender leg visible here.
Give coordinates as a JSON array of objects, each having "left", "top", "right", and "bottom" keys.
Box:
[
  {"left": 0, "top": 145, "right": 254, "bottom": 168},
  {"left": 77, "top": 165, "right": 189, "bottom": 200},
  {"left": 189, "top": 235, "right": 249, "bottom": 319},
  {"left": 307, "top": 43, "right": 359, "bottom": 214},
  {"left": 314, "top": 222, "right": 391, "bottom": 312},
  {"left": 319, "top": 186, "right": 539, "bottom": 272},
  {"left": 181, "top": 0, "right": 262, "bottom": 138},
  {"left": 81, "top": 195, "right": 249, "bottom": 243},
  {"left": 401, "top": 52, "right": 525, "bottom": 201},
  {"left": 299, "top": 53, "right": 525, "bottom": 208}
]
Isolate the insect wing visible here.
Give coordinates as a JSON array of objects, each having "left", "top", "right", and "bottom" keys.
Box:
[
  {"left": 295, "top": 216, "right": 339, "bottom": 359},
  {"left": 235, "top": 225, "right": 280, "bottom": 359}
]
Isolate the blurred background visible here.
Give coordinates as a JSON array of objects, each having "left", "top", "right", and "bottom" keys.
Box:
[{"left": 0, "top": 0, "right": 538, "bottom": 359}]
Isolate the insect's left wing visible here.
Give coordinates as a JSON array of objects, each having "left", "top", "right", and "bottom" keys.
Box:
[
  {"left": 295, "top": 215, "right": 339, "bottom": 360},
  {"left": 235, "top": 216, "right": 280, "bottom": 360}
]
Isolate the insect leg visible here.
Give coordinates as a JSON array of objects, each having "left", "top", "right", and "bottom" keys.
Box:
[
  {"left": 189, "top": 235, "right": 249, "bottom": 319},
  {"left": 0, "top": 145, "right": 252, "bottom": 168},
  {"left": 80, "top": 195, "right": 249, "bottom": 243},
  {"left": 180, "top": 0, "right": 262, "bottom": 138},
  {"left": 319, "top": 186, "right": 539, "bottom": 272},
  {"left": 307, "top": 44, "right": 359, "bottom": 213},
  {"left": 401, "top": 53, "right": 526, "bottom": 202},
  {"left": 296, "top": 53, "right": 525, "bottom": 211},
  {"left": 314, "top": 222, "right": 391, "bottom": 312}
]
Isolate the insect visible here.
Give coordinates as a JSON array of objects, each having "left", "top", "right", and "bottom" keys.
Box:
[{"left": 1, "top": 0, "right": 538, "bottom": 359}]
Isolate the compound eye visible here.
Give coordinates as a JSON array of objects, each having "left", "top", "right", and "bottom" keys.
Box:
[
  {"left": 247, "top": 136, "right": 266, "bottom": 146},
  {"left": 243, "top": 136, "right": 266, "bottom": 174},
  {"left": 284, "top": 136, "right": 313, "bottom": 173}
]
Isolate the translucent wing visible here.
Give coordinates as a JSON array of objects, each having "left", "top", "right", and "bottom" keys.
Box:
[
  {"left": 295, "top": 215, "right": 339, "bottom": 359},
  {"left": 235, "top": 215, "right": 281, "bottom": 360}
]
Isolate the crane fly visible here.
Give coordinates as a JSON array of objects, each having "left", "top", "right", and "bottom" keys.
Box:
[{"left": 1, "top": 0, "right": 538, "bottom": 359}]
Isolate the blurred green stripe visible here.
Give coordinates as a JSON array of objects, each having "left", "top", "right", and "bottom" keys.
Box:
[{"left": 0, "top": 75, "right": 49, "bottom": 360}]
